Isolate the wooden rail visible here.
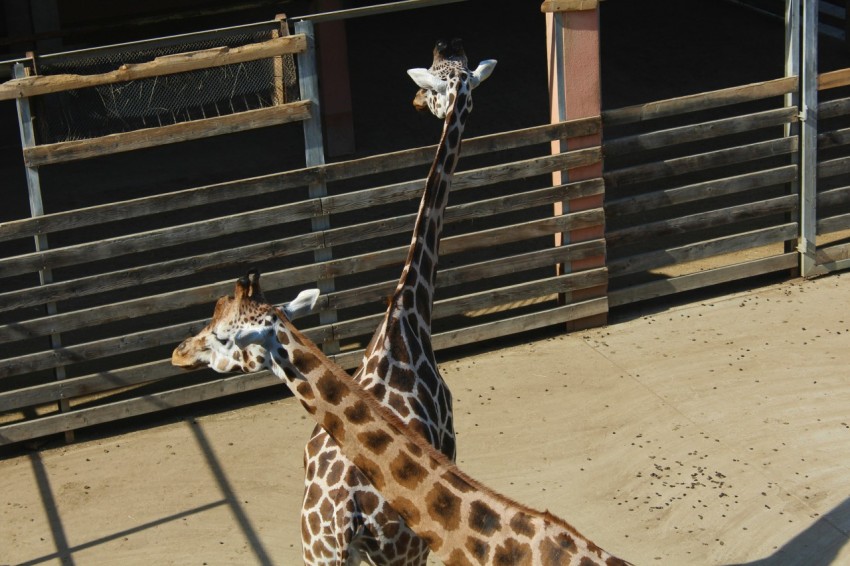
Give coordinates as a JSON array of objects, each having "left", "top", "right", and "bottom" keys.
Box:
[{"left": 0, "top": 35, "right": 306, "bottom": 101}]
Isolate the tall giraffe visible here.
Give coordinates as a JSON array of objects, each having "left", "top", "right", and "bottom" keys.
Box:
[
  {"left": 299, "top": 39, "right": 496, "bottom": 564},
  {"left": 172, "top": 271, "right": 630, "bottom": 566}
]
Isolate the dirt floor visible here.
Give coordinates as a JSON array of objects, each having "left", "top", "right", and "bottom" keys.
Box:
[{"left": 1, "top": 272, "right": 849, "bottom": 566}]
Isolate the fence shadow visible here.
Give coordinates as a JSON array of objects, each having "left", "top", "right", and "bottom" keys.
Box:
[
  {"left": 729, "top": 497, "right": 850, "bottom": 566},
  {"left": 17, "top": 418, "right": 273, "bottom": 565}
]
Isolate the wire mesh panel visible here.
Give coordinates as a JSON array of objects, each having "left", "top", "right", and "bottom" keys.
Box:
[{"left": 33, "top": 23, "right": 299, "bottom": 144}]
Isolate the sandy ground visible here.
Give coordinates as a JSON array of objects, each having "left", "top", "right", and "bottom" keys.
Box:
[{"left": 2, "top": 273, "right": 849, "bottom": 566}]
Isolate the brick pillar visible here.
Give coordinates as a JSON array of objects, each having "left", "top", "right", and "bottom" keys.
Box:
[{"left": 543, "top": 0, "right": 606, "bottom": 330}]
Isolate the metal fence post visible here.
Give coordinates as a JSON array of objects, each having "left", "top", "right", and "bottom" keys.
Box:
[
  {"left": 799, "top": 0, "right": 818, "bottom": 276},
  {"left": 295, "top": 19, "right": 339, "bottom": 353},
  {"left": 13, "top": 61, "right": 74, "bottom": 443}
]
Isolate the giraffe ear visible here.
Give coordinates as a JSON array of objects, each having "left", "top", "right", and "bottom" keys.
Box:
[
  {"left": 283, "top": 288, "right": 320, "bottom": 320},
  {"left": 407, "top": 68, "right": 448, "bottom": 93},
  {"left": 470, "top": 59, "right": 497, "bottom": 89},
  {"left": 233, "top": 327, "right": 270, "bottom": 350}
]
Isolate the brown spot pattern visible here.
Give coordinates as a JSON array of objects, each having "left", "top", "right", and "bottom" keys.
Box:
[
  {"left": 425, "top": 483, "right": 461, "bottom": 530},
  {"left": 493, "top": 538, "right": 532, "bottom": 566},
  {"left": 392, "top": 496, "right": 421, "bottom": 527},
  {"left": 466, "top": 537, "right": 490, "bottom": 563},
  {"left": 291, "top": 348, "right": 322, "bottom": 374},
  {"left": 296, "top": 381, "right": 314, "bottom": 400},
  {"left": 315, "top": 371, "right": 348, "bottom": 406},
  {"left": 540, "top": 533, "right": 577, "bottom": 566},
  {"left": 322, "top": 412, "right": 345, "bottom": 443},
  {"left": 352, "top": 455, "right": 385, "bottom": 491},
  {"left": 469, "top": 500, "right": 501, "bottom": 536},
  {"left": 447, "top": 549, "right": 475, "bottom": 566},
  {"left": 359, "top": 429, "right": 394, "bottom": 455},
  {"left": 509, "top": 512, "right": 536, "bottom": 538},
  {"left": 443, "top": 471, "right": 474, "bottom": 494},
  {"left": 344, "top": 400, "right": 373, "bottom": 424},
  {"left": 390, "top": 451, "right": 427, "bottom": 490}
]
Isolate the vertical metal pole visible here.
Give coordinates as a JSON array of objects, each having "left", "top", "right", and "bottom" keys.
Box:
[
  {"left": 295, "top": 19, "right": 339, "bottom": 353},
  {"left": 784, "top": 0, "right": 801, "bottom": 263},
  {"left": 13, "top": 62, "right": 73, "bottom": 442},
  {"left": 799, "top": 0, "right": 818, "bottom": 276}
]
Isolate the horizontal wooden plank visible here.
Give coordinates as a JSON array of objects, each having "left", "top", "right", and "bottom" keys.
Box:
[
  {"left": 602, "top": 77, "right": 797, "bottom": 127},
  {"left": 0, "top": 35, "right": 306, "bottom": 101},
  {"left": 818, "top": 126, "right": 850, "bottom": 150},
  {"left": 607, "top": 195, "right": 798, "bottom": 246},
  {"left": 818, "top": 185, "right": 850, "bottom": 208},
  {"left": 0, "top": 209, "right": 603, "bottom": 373},
  {"left": 330, "top": 296, "right": 609, "bottom": 369},
  {"left": 0, "top": 180, "right": 603, "bottom": 339},
  {"left": 819, "top": 96, "right": 850, "bottom": 120},
  {"left": 818, "top": 68, "right": 850, "bottom": 91},
  {"left": 810, "top": 241, "right": 850, "bottom": 277},
  {"left": 0, "top": 296, "right": 609, "bottom": 445},
  {"left": 604, "top": 107, "right": 798, "bottom": 157},
  {"left": 608, "top": 224, "right": 797, "bottom": 278},
  {"left": 604, "top": 136, "right": 797, "bottom": 189},
  {"left": 0, "top": 370, "right": 283, "bottom": 446},
  {"left": 23, "top": 101, "right": 312, "bottom": 166},
  {"left": 818, "top": 155, "right": 850, "bottom": 179},
  {"left": 605, "top": 165, "right": 797, "bottom": 218},
  {"left": 0, "top": 360, "right": 174, "bottom": 412},
  {"left": 1, "top": 151, "right": 598, "bottom": 280},
  {"left": 608, "top": 254, "right": 797, "bottom": 308},
  {"left": 540, "top": 0, "right": 599, "bottom": 12},
  {"left": 0, "top": 118, "right": 598, "bottom": 244},
  {"left": 818, "top": 212, "right": 850, "bottom": 235}
]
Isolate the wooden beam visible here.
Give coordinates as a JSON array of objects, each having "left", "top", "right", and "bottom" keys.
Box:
[
  {"left": 23, "top": 100, "right": 312, "bottom": 166},
  {"left": 818, "top": 68, "right": 850, "bottom": 90},
  {"left": 0, "top": 34, "right": 306, "bottom": 101},
  {"left": 541, "top": 0, "right": 598, "bottom": 12}
]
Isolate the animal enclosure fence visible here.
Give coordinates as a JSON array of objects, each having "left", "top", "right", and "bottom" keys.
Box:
[
  {"left": 0, "top": 18, "right": 605, "bottom": 445},
  {"left": 602, "top": 77, "right": 801, "bottom": 307},
  {"left": 813, "top": 68, "right": 850, "bottom": 275}
]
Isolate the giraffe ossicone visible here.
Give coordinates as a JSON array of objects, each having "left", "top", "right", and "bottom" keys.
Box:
[{"left": 172, "top": 271, "right": 630, "bottom": 566}]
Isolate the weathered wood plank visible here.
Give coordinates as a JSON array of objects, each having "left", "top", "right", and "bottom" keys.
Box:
[
  {"left": 818, "top": 212, "right": 850, "bottom": 235},
  {"left": 608, "top": 254, "right": 798, "bottom": 308},
  {"left": 604, "top": 137, "right": 797, "bottom": 189},
  {"left": 0, "top": 295, "right": 609, "bottom": 445},
  {"left": 0, "top": 35, "right": 307, "bottom": 101},
  {"left": 605, "top": 165, "right": 797, "bottom": 218},
  {"left": 818, "top": 126, "right": 850, "bottom": 150},
  {"left": 0, "top": 118, "right": 598, "bottom": 243},
  {"left": 818, "top": 68, "right": 850, "bottom": 90},
  {"left": 606, "top": 195, "right": 798, "bottom": 246},
  {"left": 330, "top": 296, "right": 609, "bottom": 369},
  {"left": 818, "top": 185, "right": 850, "bottom": 208},
  {"left": 0, "top": 181, "right": 603, "bottom": 337},
  {"left": 0, "top": 371, "right": 283, "bottom": 446},
  {"left": 604, "top": 107, "right": 798, "bottom": 157},
  {"left": 818, "top": 155, "right": 850, "bottom": 179},
  {"left": 24, "top": 101, "right": 312, "bottom": 166},
  {"left": 608, "top": 224, "right": 797, "bottom": 278},
  {"left": 540, "top": 0, "right": 599, "bottom": 12},
  {"left": 602, "top": 77, "right": 797, "bottom": 127},
  {"left": 810, "top": 241, "right": 850, "bottom": 277},
  {"left": 818, "top": 96, "right": 850, "bottom": 120}
]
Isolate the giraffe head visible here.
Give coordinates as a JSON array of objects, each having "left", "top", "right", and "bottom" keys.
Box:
[
  {"left": 172, "top": 270, "right": 319, "bottom": 374},
  {"left": 408, "top": 37, "right": 496, "bottom": 119}
]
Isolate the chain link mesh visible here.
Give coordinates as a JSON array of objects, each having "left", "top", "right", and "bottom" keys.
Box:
[{"left": 34, "top": 26, "right": 300, "bottom": 144}]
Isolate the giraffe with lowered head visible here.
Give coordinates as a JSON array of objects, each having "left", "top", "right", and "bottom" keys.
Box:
[
  {"left": 298, "top": 38, "right": 495, "bottom": 564},
  {"left": 172, "top": 270, "right": 630, "bottom": 565}
]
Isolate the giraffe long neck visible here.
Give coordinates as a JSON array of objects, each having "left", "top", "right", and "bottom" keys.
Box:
[
  {"left": 267, "top": 312, "right": 628, "bottom": 566},
  {"left": 395, "top": 75, "right": 469, "bottom": 327}
]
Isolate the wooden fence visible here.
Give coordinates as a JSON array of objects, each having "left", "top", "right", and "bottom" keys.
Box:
[
  {"left": 602, "top": 77, "right": 801, "bottom": 307},
  {"left": 0, "top": 107, "right": 604, "bottom": 444},
  {"left": 813, "top": 68, "right": 850, "bottom": 275}
]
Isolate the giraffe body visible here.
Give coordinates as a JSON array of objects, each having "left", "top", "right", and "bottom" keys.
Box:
[
  {"left": 172, "top": 271, "right": 631, "bottom": 566},
  {"left": 299, "top": 39, "right": 494, "bottom": 564}
]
